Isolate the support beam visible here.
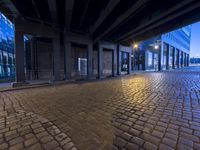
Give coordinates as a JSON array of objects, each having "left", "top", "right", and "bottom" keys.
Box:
[
  {"left": 87, "top": 42, "right": 93, "bottom": 78},
  {"left": 65, "top": 0, "right": 74, "bottom": 31},
  {"left": 14, "top": 19, "right": 57, "bottom": 38},
  {"left": 181, "top": 51, "right": 184, "bottom": 67},
  {"left": 64, "top": 36, "right": 71, "bottom": 80},
  {"left": 31, "top": 0, "right": 43, "bottom": 24},
  {"left": 177, "top": 49, "right": 180, "bottom": 68},
  {"left": 158, "top": 41, "right": 164, "bottom": 71},
  {"left": 0, "top": 0, "right": 20, "bottom": 17},
  {"left": 14, "top": 30, "right": 25, "bottom": 83},
  {"left": 187, "top": 54, "right": 190, "bottom": 66},
  {"left": 119, "top": 0, "right": 197, "bottom": 42},
  {"left": 184, "top": 53, "right": 187, "bottom": 66},
  {"left": 166, "top": 44, "right": 170, "bottom": 70},
  {"left": 172, "top": 47, "right": 175, "bottom": 69},
  {"left": 98, "top": 46, "right": 103, "bottom": 78},
  {"left": 112, "top": 48, "right": 117, "bottom": 77},
  {"left": 90, "top": 0, "right": 120, "bottom": 33},
  {"left": 128, "top": 53, "right": 132, "bottom": 74},
  {"left": 48, "top": 0, "right": 58, "bottom": 26},
  {"left": 52, "top": 35, "right": 61, "bottom": 81},
  {"left": 78, "top": 0, "right": 90, "bottom": 29},
  {"left": 117, "top": 45, "right": 121, "bottom": 75},
  {"left": 96, "top": 0, "right": 149, "bottom": 40}
]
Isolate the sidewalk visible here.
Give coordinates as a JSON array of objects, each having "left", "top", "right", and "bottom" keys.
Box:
[{"left": 1, "top": 66, "right": 199, "bottom": 92}]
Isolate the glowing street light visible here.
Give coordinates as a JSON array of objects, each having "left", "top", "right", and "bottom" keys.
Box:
[
  {"left": 133, "top": 44, "right": 138, "bottom": 49},
  {"left": 154, "top": 45, "right": 159, "bottom": 49},
  {"left": 133, "top": 43, "right": 138, "bottom": 49}
]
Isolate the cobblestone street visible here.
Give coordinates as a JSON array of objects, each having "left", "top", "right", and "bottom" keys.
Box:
[{"left": 0, "top": 67, "right": 200, "bottom": 150}]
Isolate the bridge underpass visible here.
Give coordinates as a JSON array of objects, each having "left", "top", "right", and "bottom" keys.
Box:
[
  {"left": 0, "top": 1, "right": 200, "bottom": 150},
  {"left": 0, "top": 0, "right": 200, "bottom": 85}
]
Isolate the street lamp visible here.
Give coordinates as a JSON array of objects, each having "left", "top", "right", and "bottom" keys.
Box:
[
  {"left": 132, "top": 43, "right": 138, "bottom": 71},
  {"left": 134, "top": 44, "right": 138, "bottom": 49},
  {"left": 154, "top": 45, "right": 159, "bottom": 50}
]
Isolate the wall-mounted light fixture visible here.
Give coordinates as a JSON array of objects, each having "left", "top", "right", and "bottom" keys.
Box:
[{"left": 154, "top": 45, "right": 159, "bottom": 49}]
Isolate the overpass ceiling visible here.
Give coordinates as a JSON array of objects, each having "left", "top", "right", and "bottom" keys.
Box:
[{"left": 1, "top": 0, "right": 200, "bottom": 43}]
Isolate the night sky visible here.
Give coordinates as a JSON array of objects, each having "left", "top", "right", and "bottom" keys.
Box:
[{"left": 190, "top": 22, "right": 200, "bottom": 58}]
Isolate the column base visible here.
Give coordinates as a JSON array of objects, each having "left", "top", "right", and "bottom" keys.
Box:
[
  {"left": 87, "top": 76, "right": 96, "bottom": 80},
  {"left": 97, "top": 75, "right": 105, "bottom": 79},
  {"left": 12, "top": 82, "right": 29, "bottom": 88}
]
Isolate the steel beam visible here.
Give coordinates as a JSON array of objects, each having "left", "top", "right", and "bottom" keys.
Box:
[{"left": 90, "top": 0, "right": 120, "bottom": 33}]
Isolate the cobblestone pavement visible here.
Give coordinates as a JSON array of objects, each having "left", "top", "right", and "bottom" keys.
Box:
[{"left": 0, "top": 67, "right": 200, "bottom": 150}]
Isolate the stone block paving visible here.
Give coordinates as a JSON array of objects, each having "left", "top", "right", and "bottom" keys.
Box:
[
  {"left": 0, "top": 67, "right": 200, "bottom": 150},
  {"left": 0, "top": 109, "right": 77, "bottom": 150}
]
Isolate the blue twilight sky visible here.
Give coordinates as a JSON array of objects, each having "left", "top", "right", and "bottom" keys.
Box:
[{"left": 190, "top": 22, "right": 200, "bottom": 58}]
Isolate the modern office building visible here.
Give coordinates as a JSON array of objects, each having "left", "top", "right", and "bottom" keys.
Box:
[
  {"left": 0, "top": 12, "right": 15, "bottom": 79},
  {"left": 134, "top": 26, "right": 191, "bottom": 71}
]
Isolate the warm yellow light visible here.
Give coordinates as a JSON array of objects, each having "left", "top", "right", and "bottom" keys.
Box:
[{"left": 133, "top": 44, "right": 138, "bottom": 48}]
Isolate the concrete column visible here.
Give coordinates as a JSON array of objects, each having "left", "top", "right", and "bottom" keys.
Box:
[
  {"left": 184, "top": 53, "right": 187, "bottom": 66},
  {"left": 172, "top": 47, "right": 175, "bottom": 69},
  {"left": 143, "top": 50, "right": 148, "bottom": 70},
  {"left": 158, "top": 42, "right": 163, "bottom": 71},
  {"left": 87, "top": 43, "right": 93, "bottom": 78},
  {"left": 166, "top": 44, "right": 170, "bottom": 70},
  {"left": 112, "top": 47, "right": 117, "bottom": 77},
  {"left": 117, "top": 45, "right": 121, "bottom": 75},
  {"left": 98, "top": 46, "right": 103, "bottom": 78},
  {"left": 128, "top": 53, "right": 132, "bottom": 74},
  {"left": 152, "top": 52, "right": 155, "bottom": 68},
  {"left": 187, "top": 54, "right": 190, "bottom": 66},
  {"left": 64, "top": 36, "right": 71, "bottom": 80},
  {"left": 30, "top": 39, "right": 34, "bottom": 80},
  {"left": 112, "top": 50, "right": 115, "bottom": 76},
  {"left": 181, "top": 51, "right": 183, "bottom": 67},
  {"left": 52, "top": 35, "right": 61, "bottom": 81},
  {"left": 177, "top": 49, "right": 180, "bottom": 68},
  {"left": 14, "top": 30, "right": 25, "bottom": 83}
]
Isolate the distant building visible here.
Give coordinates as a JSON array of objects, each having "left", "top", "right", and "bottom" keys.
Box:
[
  {"left": 190, "top": 57, "right": 200, "bottom": 64},
  {"left": 0, "top": 12, "right": 15, "bottom": 78},
  {"left": 134, "top": 26, "right": 191, "bottom": 71}
]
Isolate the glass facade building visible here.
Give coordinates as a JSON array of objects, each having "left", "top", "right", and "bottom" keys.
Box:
[
  {"left": 134, "top": 25, "right": 191, "bottom": 71},
  {"left": 0, "top": 12, "right": 15, "bottom": 78}
]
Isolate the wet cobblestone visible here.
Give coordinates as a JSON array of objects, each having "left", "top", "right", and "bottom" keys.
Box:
[{"left": 0, "top": 67, "right": 200, "bottom": 149}]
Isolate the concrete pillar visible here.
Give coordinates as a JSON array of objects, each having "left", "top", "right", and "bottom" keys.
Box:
[
  {"left": 52, "top": 35, "right": 61, "bottom": 81},
  {"left": 112, "top": 50, "right": 115, "bottom": 76},
  {"left": 177, "top": 49, "right": 180, "bottom": 68},
  {"left": 184, "top": 53, "right": 187, "bottom": 66},
  {"left": 14, "top": 30, "right": 25, "bottom": 83},
  {"left": 117, "top": 45, "right": 121, "bottom": 75},
  {"left": 181, "top": 51, "right": 183, "bottom": 67},
  {"left": 187, "top": 54, "right": 190, "bottom": 66},
  {"left": 144, "top": 50, "right": 148, "bottom": 70},
  {"left": 87, "top": 43, "right": 93, "bottom": 78},
  {"left": 30, "top": 39, "right": 34, "bottom": 80},
  {"left": 112, "top": 47, "right": 117, "bottom": 77},
  {"left": 172, "top": 47, "right": 175, "bottom": 69},
  {"left": 166, "top": 44, "right": 170, "bottom": 70},
  {"left": 64, "top": 36, "right": 71, "bottom": 80},
  {"left": 152, "top": 52, "right": 155, "bottom": 68},
  {"left": 98, "top": 46, "right": 103, "bottom": 78},
  {"left": 158, "top": 42, "right": 163, "bottom": 71},
  {"left": 128, "top": 53, "right": 132, "bottom": 74}
]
